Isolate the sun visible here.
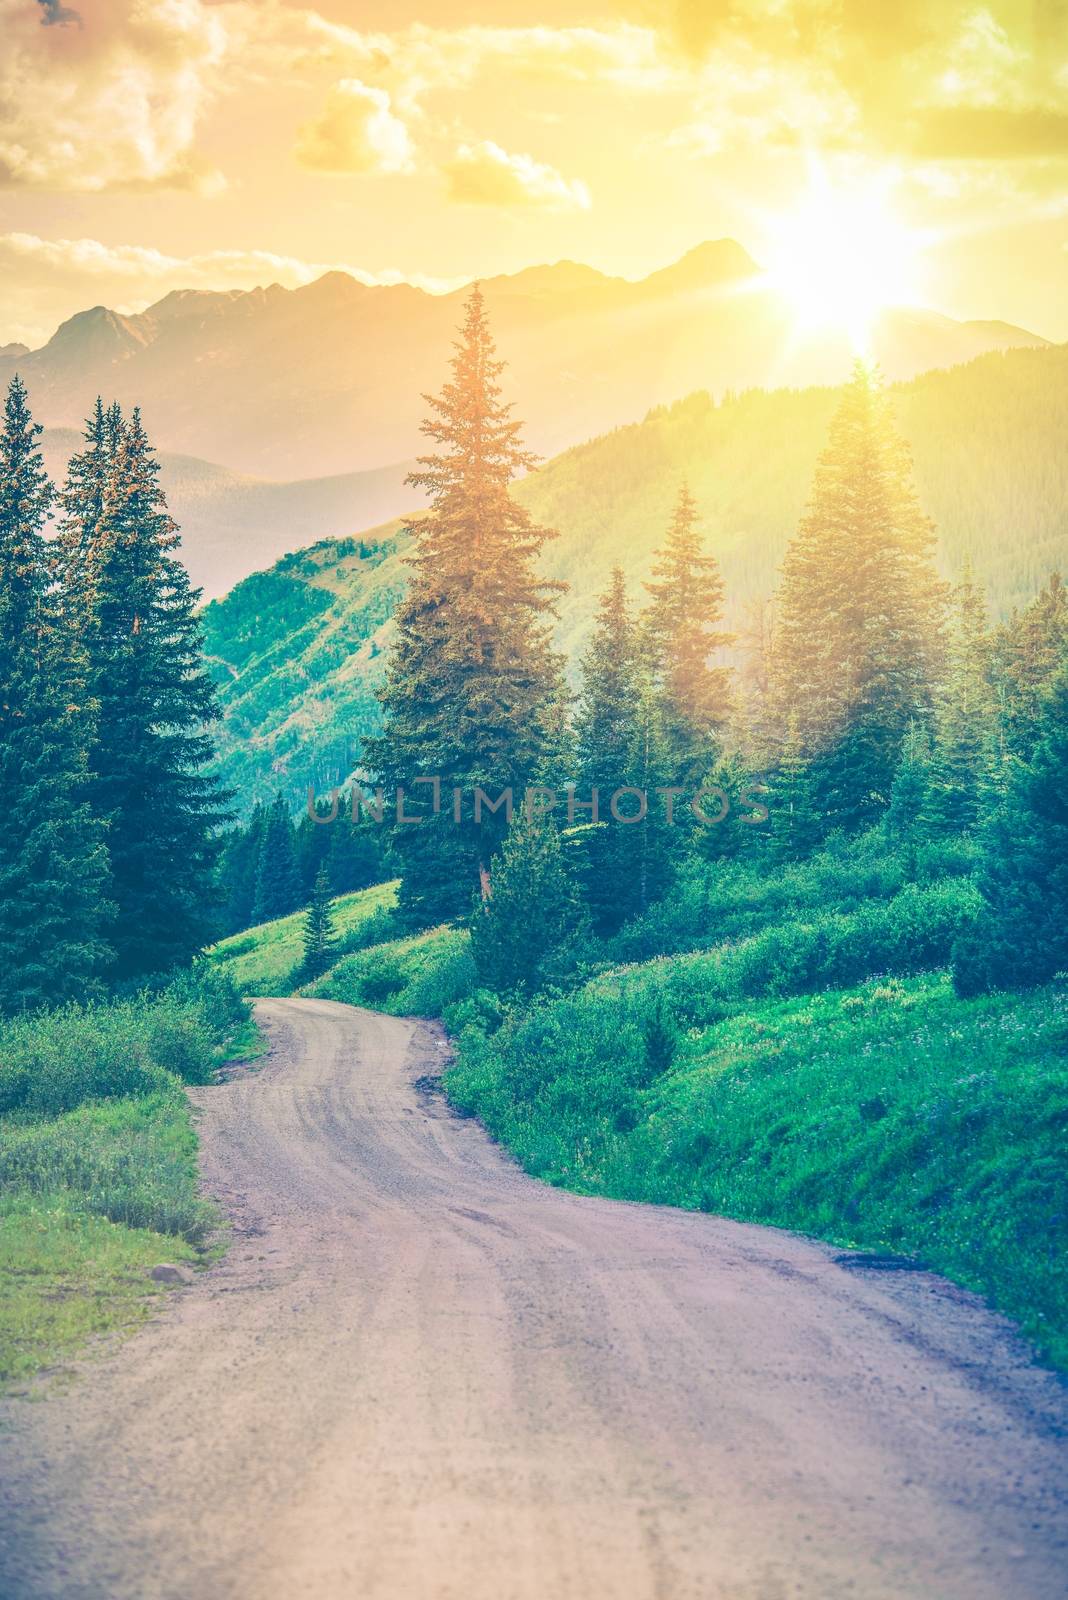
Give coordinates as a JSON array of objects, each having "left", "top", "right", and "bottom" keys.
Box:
[{"left": 762, "top": 164, "right": 928, "bottom": 352}]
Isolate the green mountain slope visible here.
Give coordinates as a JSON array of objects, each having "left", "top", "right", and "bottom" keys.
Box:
[{"left": 204, "top": 345, "right": 1068, "bottom": 814}]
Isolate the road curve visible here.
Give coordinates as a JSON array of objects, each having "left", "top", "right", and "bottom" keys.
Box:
[{"left": 1, "top": 997, "right": 1066, "bottom": 1600}]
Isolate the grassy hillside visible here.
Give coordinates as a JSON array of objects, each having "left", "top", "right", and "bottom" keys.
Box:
[
  {"left": 207, "top": 837, "right": 1068, "bottom": 1370},
  {"left": 203, "top": 345, "right": 1068, "bottom": 813},
  {"left": 447, "top": 969, "right": 1068, "bottom": 1368},
  {"left": 208, "top": 880, "right": 399, "bottom": 995}
]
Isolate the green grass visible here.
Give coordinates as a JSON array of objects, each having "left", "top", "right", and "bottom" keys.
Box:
[
  {"left": 447, "top": 972, "right": 1068, "bottom": 1367},
  {"left": 305, "top": 924, "right": 475, "bottom": 1017},
  {"left": 0, "top": 970, "right": 249, "bottom": 1387},
  {"left": 0, "top": 1200, "right": 197, "bottom": 1385},
  {"left": 208, "top": 880, "right": 399, "bottom": 995}
]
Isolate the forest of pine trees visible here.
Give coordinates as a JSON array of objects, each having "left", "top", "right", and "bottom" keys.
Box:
[
  {"left": 0, "top": 379, "right": 228, "bottom": 1011},
  {"left": 352, "top": 292, "right": 1067, "bottom": 1001},
  {"left": 3, "top": 289, "right": 1066, "bottom": 1016}
]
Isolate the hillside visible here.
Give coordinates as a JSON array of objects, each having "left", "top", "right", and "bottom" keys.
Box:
[
  {"left": 39, "top": 430, "right": 420, "bottom": 602},
  {"left": 8, "top": 240, "right": 1047, "bottom": 483},
  {"left": 203, "top": 344, "right": 1068, "bottom": 813}
]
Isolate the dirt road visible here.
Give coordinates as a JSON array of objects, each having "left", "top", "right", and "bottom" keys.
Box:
[{"left": 2, "top": 998, "right": 1066, "bottom": 1599}]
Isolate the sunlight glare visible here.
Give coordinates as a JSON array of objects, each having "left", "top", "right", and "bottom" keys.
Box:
[{"left": 763, "top": 166, "right": 927, "bottom": 352}]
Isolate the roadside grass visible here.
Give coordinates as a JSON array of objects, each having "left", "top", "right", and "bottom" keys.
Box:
[
  {"left": 207, "top": 880, "right": 399, "bottom": 995},
  {"left": 0, "top": 968, "right": 249, "bottom": 1388},
  {"left": 0, "top": 1201, "right": 197, "bottom": 1385},
  {"left": 304, "top": 924, "right": 474, "bottom": 1017},
  {"left": 447, "top": 971, "right": 1068, "bottom": 1368}
]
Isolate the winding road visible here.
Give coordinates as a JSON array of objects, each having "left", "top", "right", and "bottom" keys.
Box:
[{"left": 1, "top": 997, "right": 1066, "bottom": 1599}]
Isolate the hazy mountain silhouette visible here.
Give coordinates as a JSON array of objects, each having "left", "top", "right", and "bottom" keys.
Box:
[{"left": 9, "top": 241, "right": 1048, "bottom": 481}]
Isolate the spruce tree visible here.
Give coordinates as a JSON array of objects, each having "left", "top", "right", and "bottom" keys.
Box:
[
  {"left": 928, "top": 562, "right": 998, "bottom": 834},
  {"left": 78, "top": 407, "right": 227, "bottom": 978},
  {"left": 953, "top": 664, "right": 1068, "bottom": 995},
  {"left": 300, "top": 865, "right": 338, "bottom": 983},
  {"left": 0, "top": 377, "right": 112, "bottom": 1011},
  {"left": 216, "top": 800, "right": 267, "bottom": 935},
  {"left": 991, "top": 571, "right": 1068, "bottom": 760},
  {"left": 764, "top": 715, "right": 820, "bottom": 862},
  {"left": 574, "top": 568, "right": 645, "bottom": 933},
  {"left": 366, "top": 287, "right": 565, "bottom": 925},
  {"left": 52, "top": 397, "right": 111, "bottom": 614},
  {"left": 644, "top": 484, "right": 732, "bottom": 781},
  {"left": 252, "top": 793, "right": 302, "bottom": 924},
  {"left": 470, "top": 812, "right": 585, "bottom": 996},
  {"left": 767, "top": 363, "right": 946, "bottom": 830}
]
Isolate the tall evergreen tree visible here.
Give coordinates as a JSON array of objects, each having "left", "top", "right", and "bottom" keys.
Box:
[
  {"left": 764, "top": 715, "right": 820, "bottom": 862},
  {"left": 216, "top": 799, "right": 267, "bottom": 936},
  {"left": 991, "top": 571, "right": 1068, "bottom": 761},
  {"left": 77, "top": 407, "right": 227, "bottom": 978},
  {"left": 767, "top": 363, "right": 946, "bottom": 831},
  {"left": 300, "top": 865, "right": 338, "bottom": 983},
  {"left": 928, "top": 562, "right": 998, "bottom": 834},
  {"left": 644, "top": 484, "right": 732, "bottom": 780},
  {"left": 0, "top": 378, "right": 112, "bottom": 1011},
  {"left": 574, "top": 568, "right": 645, "bottom": 933},
  {"left": 367, "top": 287, "right": 565, "bottom": 925},
  {"left": 52, "top": 397, "right": 111, "bottom": 615},
  {"left": 953, "top": 664, "right": 1068, "bottom": 995},
  {"left": 252, "top": 793, "right": 302, "bottom": 924}
]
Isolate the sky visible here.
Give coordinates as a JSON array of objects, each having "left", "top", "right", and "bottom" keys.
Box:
[{"left": 1, "top": 0, "right": 1066, "bottom": 347}]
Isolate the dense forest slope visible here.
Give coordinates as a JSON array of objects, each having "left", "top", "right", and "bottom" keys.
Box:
[
  {"left": 9, "top": 240, "right": 1046, "bottom": 481},
  {"left": 203, "top": 345, "right": 1068, "bottom": 812}
]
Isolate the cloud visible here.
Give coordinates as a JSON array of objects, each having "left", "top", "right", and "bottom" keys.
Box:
[
  {"left": 0, "top": 0, "right": 227, "bottom": 191},
  {"left": 911, "top": 107, "right": 1068, "bottom": 161},
  {"left": 442, "top": 141, "right": 591, "bottom": 212},
  {"left": 295, "top": 79, "right": 413, "bottom": 174},
  {"left": 37, "top": 0, "right": 82, "bottom": 26}
]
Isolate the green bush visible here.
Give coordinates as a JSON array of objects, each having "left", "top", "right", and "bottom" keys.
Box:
[{"left": 0, "top": 966, "right": 249, "bottom": 1119}]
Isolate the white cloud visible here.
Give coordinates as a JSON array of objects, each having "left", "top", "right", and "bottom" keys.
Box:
[
  {"left": 295, "top": 79, "right": 413, "bottom": 175},
  {"left": 0, "top": 0, "right": 228, "bottom": 191},
  {"left": 443, "top": 141, "right": 591, "bottom": 212}
]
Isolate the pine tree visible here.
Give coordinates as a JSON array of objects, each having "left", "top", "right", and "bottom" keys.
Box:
[
  {"left": 77, "top": 407, "right": 227, "bottom": 978},
  {"left": 764, "top": 715, "right": 820, "bottom": 862},
  {"left": 644, "top": 484, "right": 732, "bottom": 781},
  {"left": 300, "top": 865, "right": 338, "bottom": 983},
  {"left": 216, "top": 800, "right": 267, "bottom": 935},
  {"left": 470, "top": 812, "right": 585, "bottom": 996},
  {"left": 928, "top": 562, "right": 998, "bottom": 834},
  {"left": 252, "top": 794, "right": 302, "bottom": 924},
  {"left": 574, "top": 568, "right": 646, "bottom": 933},
  {"left": 767, "top": 363, "right": 946, "bottom": 831},
  {"left": 884, "top": 721, "right": 934, "bottom": 861},
  {"left": 628, "top": 653, "right": 677, "bottom": 915},
  {"left": 366, "top": 287, "right": 565, "bottom": 925},
  {"left": 991, "top": 571, "right": 1068, "bottom": 761},
  {"left": 52, "top": 397, "right": 111, "bottom": 615},
  {"left": 953, "top": 664, "right": 1068, "bottom": 995},
  {"left": 0, "top": 378, "right": 112, "bottom": 1011}
]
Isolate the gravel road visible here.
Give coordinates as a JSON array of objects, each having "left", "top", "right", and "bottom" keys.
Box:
[{"left": 1, "top": 996, "right": 1066, "bottom": 1600}]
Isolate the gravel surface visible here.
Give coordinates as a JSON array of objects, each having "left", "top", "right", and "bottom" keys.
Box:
[{"left": 1, "top": 996, "right": 1066, "bottom": 1600}]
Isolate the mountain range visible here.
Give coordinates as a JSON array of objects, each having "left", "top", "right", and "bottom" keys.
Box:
[
  {"left": 200, "top": 344, "right": 1068, "bottom": 814},
  {"left": 10, "top": 240, "right": 1049, "bottom": 491}
]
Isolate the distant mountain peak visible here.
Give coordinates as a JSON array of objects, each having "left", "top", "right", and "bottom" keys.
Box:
[
  {"left": 46, "top": 304, "right": 151, "bottom": 361},
  {"left": 641, "top": 239, "right": 761, "bottom": 293}
]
